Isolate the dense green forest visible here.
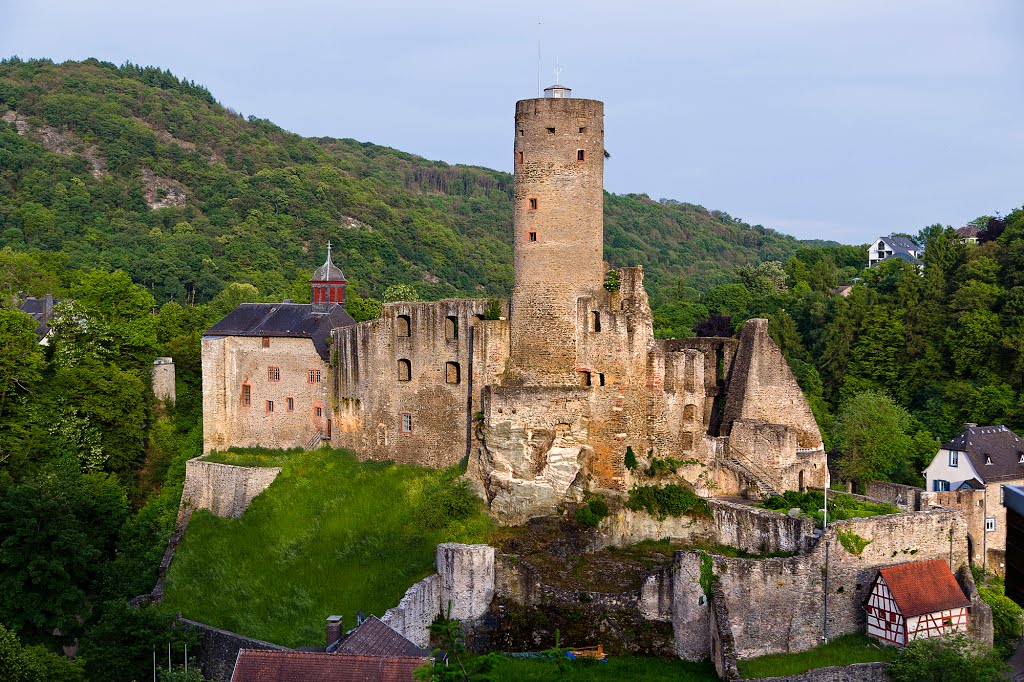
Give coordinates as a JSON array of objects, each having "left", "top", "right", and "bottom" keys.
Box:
[{"left": 0, "top": 56, "right": 1022, "bottom": 680}]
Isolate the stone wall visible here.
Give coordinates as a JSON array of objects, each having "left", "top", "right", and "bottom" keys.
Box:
[
  {"left": 202, "top": 335, "right": 331, "bottom": 453},
  {"left": 178, "top": 457, "right": 280, "bottom": 522},
  {"left": 381, "top": 575, "right": 441, "bottom": 648},
  {"left": 592, "top": 501, "right": 813, "bottom": 556},
  {"left": 152, "top": 357, "right": 176, "bottom": 404},
  {"left": 749, "top": 663, "right": 890, "bottom": 682},
  {"left": 864, "top": 481, "right": 923, "bottom": 511},
  {"left": 693, "top": 507, "right": 975, "bottom": 660},
  {"left": 923, "top": 482, "right": 1019, "bottom": 575},
  {"left": 179, "top": 618, "right": 288, "bottom": 682},
  {"left": 332, "top": 298, "right": 496, "bottom": 467}
]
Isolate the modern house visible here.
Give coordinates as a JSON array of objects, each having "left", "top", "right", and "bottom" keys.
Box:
[
  {"left": 956, "top": 225, "right": 981, "bottom": 245},
  {"left": 923, "top": 424, "right": 1024, "bottom": 572},
  {"left": 867, "top": 235, "right": 923, "bottom": 269},
  {"left": 864, "top": 559, "right": 970, "bottom": 646}
]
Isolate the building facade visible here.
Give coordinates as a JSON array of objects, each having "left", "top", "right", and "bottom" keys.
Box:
[
  {"left": 868, "top": 235, "right": 923, "bottom": 269},
  {"left": 864, "top": 559, "right": 970, "bottom": 646}
]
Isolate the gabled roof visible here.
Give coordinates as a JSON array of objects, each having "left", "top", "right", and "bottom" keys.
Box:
[
  {"left": 878, "top": 235, "right": 921, "bottom": 253},
  {"left": 957, "top": 478, "right": 984, "bottom": 491},
  {"left": 17, "top": 294, "right": 56, "bottom": 341},
  {"left": 942, "top": 424, "right": 1024, "bottom": 484},
  {"left": 874, "top": 559, "right": 970, "bottom": 618},
  {"left": 334, "top": 616, "right": 429, "bottom": 658},
  {"left": 957, "top": 225, "right": 981, "bottom": 238},
  {"left": 230, "top": 649, "right": 426, "bottom": 682},
  {"left": 204, "top": 302, "right": 355, "bottom": 360}
]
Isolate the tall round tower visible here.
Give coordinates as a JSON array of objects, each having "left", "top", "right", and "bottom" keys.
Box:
[{"left": 508, "top": 85, "right": 605, "bottom": 385}]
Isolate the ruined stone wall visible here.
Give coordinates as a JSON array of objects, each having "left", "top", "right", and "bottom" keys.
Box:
[
  {"left": 381, "top": 575, "right": 441, "bottom": 649},
  {"left": 178, "top": 457, "right": 280, "bottom": 522},
  {"left": 700, "top": 508, "right": 970, "bottom": 659},
  {"left": 729, "top": 420, "right": 828, "bottom": 493},
  {"left": 201, "top": 336, "right": 330, "bottom": 453},
  {"left": 721, "top": 319, "right": 823, "bottom": 451},
  {"left": 923, "top": 483, "right": 1016, "bottom": 573},
  {"left": 509, "top": 97, "right": 605, "bottom": 386},
  {"left": 332, "top": 299, "right": 494, "bottom": 467},
  {"left": 660, "top": 336, "right": 738, "bottom": 435},
  {"left": 864, "top": 480, "right": 923, "bottom": 511},
  {"left": 592, "top": 502, "right": 813, "bottom": 556},
  {"left": 152, "top": 357, "right": 176, "bottom": 404},
  {"left": 751, "top": 664, "right": 890, "bottom": 682}
]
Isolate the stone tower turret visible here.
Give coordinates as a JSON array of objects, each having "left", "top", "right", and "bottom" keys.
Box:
[{"left": 508, "top": 86, "right": 604, "bottom": 385}]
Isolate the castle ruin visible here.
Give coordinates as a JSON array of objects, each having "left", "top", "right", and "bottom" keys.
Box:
[{"left": 202, "top": 84, "right": 828, "bottom": 522}]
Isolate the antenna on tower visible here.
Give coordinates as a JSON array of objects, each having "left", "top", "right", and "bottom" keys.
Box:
[
  {"left": 553, "top": 58, "right": 562, "bottom": 85},
  {"left": 537, "top": 23, "right": 542, "bottom": 97}
]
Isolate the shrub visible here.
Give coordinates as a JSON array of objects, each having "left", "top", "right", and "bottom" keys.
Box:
[
  {"left": 418, "top": 477, "right": 480, "bottom": 530},
  {"left": 887, "top": 634, "right": 1007, "bottom": 682},
  {"left": 837, "top": 528, "right": 872, "bottom": 556},
  {"left": 978, "top": 584, "right": 1023, "bottom": 658},
  {"left": 483, "top": 298, "right": 502, "bottom": 320},
  {"left": 574, "top": 495, "right": 609, "bottom": 528},
  {"left": 624, "top": 446, "right": 638, "bottom": 470},
  {"left": 626, "top": 484, "right": 710, "bottom": 521},
  {"left": 603, "top": 269, "right": 620, "bottom": 292}
]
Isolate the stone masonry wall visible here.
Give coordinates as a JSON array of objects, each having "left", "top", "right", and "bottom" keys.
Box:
[
  {"left": 381, "top": 575, "right": 441, "bottom": 649},
  {"left": 696, "top": 507, "right": 971, "bottom": 660},
  {"left": 750, "top": 663, "right": 890, "bottom": 682},
  {"left": 864, "top": 480, "right": 923, "bottom": 511},
  {"left": 332, "top": 298, "right": 495, "bottom": 467},
  {"left": 152, "top": 357, "right": 176, "bottom": 404},
  {"left": 178, "top": 457, "right": 280, "bottom": 522},
  {"left": 592, "top": 501, "right": 813, "bottom": 556},
  {"left": 923, "top": 481, "right": 1022, "bottom": 575},
  {"left": 202, "top": 335, "right": 331, "bottom": 453},
  {"left": 179, "top": 617, "right": 288, "bottom": 682}
]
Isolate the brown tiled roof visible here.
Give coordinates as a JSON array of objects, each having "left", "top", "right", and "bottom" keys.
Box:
[
  {"left": 942, "top": 424, "right": 1024, "bottom": 483},
  {"left": 230, "top": 649, "right": 426, "bottom": 681},
  {"left": 335, "top": 616, "right": 430, "bottom": 658},
  {"left": 876, "top": 559, "right": 970, "bottom": 618}
]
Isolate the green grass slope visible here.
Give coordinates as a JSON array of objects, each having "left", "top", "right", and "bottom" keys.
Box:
[
  {"left": 0, "top": 57, "right": 807, "bottom": 308},
  {"left": 160, "top": 448, "right": 493, "bottom": 648}
]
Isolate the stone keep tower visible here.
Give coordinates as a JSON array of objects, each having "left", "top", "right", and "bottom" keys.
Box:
[{"left": 509, "top": 84, "right": 605, "bottom": 385}]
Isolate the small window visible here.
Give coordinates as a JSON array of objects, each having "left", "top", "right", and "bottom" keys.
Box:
[
  {"left": 598, "top": 373, "right": 606, "bottom": 386},
  {"left": 242, "top": 384, "right": 251, "bottom": 407},
  {"left": 262, "top": 337, "right": 270, "bottom": 348},
  {"left": 266, "top": 400, "right": 274, "bottom": 413},
  {"left": 268, "top": 366, "right": 280, "bottom": 382},
  {"left": 398, "top": 359, "right": 411, "bottom": 382},
  {"left": 985, "top": 455, "right": 993, "bottom": 465},
  {"left": 949, "top": 450, "right": 958, "bottom": 467},
  {"left": 445, "top": 316, "right": 458, "bottom": 341},
  {"left": 592, "top": 311, "right": 601, "bottom": 332},
  {"left": 518, "top": 129, "right": 524, "bottom": 136},
  {"left": 943, "top": 618, "right": 952, "bottom": 627},
  {"left": 446, "top": 361, "right": 461, "bottom": 384},
  {"left": 529, "top": 198, "right": 538, "bottom": 210},
  {"left": 287, "top": 397, "right": 295, "bottom": 412},
  {"left": 579, "top": 371, "right": 592, "bottom": 387},
  {"left": 400, "top": 412, "right": 412, "bottom": 433},
  {"left": 528, "top": 231, "right": 537, "bottom": 242},
  {"left": 577, "top": 149, "right": 585, "bottom": 162},
  {"left": 517, "top": 151, "right": 523, "bottom": 164},
  {"left": 396, "top": 315, "right": 411, "bottom": 337},
  {"left": 579, "top": 126, "right": 586, "bottom": 133},
  {"left": 933, "top": 480, "right": 950, "bottom": 492},
  {"left": 308, "top": 369, "right": 322, "bottom": 383},
  {"left": 315, "top": 405, "right": 323, "bottom": 417},
  {"left": 546, "top": 127, "right": 555, "bottom": 134},
  {"left": 986, "top": 517, "right": 997, "bottom": 532}
]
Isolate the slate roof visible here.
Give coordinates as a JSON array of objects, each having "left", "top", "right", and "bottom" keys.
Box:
[
  {"left": 312, "top": 251, "right": 347, "bottom": 282},
  {"left": 204, "top": 302, "right": 355, "bottom": 361},
  {"left": 942, "top": 424, "right": 1024, "bottom": 484},
  {"left": 334, "top": 616, "right": 430, "bottom": 658},
  {"left": 880, "top": 235, "right": 921, "bottom": 253},
  {"left": 230, "top": 650, "right": 426, "bottom": 682},
  {"left": 17, "top": 294, "right": 56, "bottom": 341},
  {"left": 957, "top": 225, "right": 981, "bottom": 239},
  {"left": 874, "top": 559, "right": 970, "bottom": 618}
]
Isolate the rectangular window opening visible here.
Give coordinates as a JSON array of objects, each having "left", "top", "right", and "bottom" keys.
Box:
[
  {"left": 986, "top": 517, "right": 996, "bottom": 532},
  {"left": 262, "top": 337, "right": 270, "bottom": 349},
  {"left": 579, "top": 126, "right": 586, "bottom": 133},
  {"left": 242, "top": 384, "right": 251, "bottom": 407},
  {"left": 268, "top": 366, "right": 280, "bottom": 382},
  {"left": 529, "top": 198, "right": 537, "bottom": 210},
  {"left": 528, "top": 231, "right": 537, "bottom": 242},
  {"left": 592, "top": 310, "right": 601, "bottom": 332},
  {"left": 577, "top": 149, "right": 585, "bottom": 162},
  {"left": 579, "top": 371, "right": 592, "bottom": 387},
  {"left": 314, "top": 405, "right": 323, "bottom": 417},
  {"left": 287, "top": 397, "right": 295, "bottom": 412},
  {"left": 266, "top": 400, "right": 274, "bottom": 413},
  {"left": 546, "top": 127, "right": 555, "bottom": 134},
  {"left": 949, "top": 450, "right": 958, "bottom": 467},
  {"left": 445, "top": 316, "right": 459, "bottom": 341},
  {"left": 400, "top": 412, "right": 412, "bottom": 433},
  {"left": 599, "top": 373, "right": 606, "bottom": 386}
]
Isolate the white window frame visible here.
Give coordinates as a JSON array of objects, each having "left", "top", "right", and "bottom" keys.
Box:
[
  {"left": 985, "top": 517, "right": 996, "bottom": 532},
  {"left": 949, "top": 450, "right": 958, "bottom": 467}
]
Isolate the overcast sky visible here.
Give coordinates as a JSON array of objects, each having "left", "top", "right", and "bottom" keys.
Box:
[{"left": 3, "top": 0, "right": 1022, "bottom": 244}]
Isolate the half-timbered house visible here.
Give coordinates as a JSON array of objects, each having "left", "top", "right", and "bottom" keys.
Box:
[{"left": 864, "top": 559, "right": 970, "bottom": 646}]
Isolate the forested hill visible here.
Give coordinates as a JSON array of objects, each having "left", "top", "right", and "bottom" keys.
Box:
[{"left": 0, "top": 57, "right": 806, "bottom": 308}]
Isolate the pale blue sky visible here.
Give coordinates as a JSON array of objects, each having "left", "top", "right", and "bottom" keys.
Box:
[{"left": 3, "top": 0, "right": 1022, "bottom": 243}]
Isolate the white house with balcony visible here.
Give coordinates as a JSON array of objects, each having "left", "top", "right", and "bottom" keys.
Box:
[{"left": 868, "top": 235, "right": 923, "bottom": 269}]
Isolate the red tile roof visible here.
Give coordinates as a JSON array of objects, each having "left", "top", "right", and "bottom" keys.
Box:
[
  {"left": 230, "top": 649, "right": 427, "bottom": 682},
  {"left": 877, "top": 559, "right": 970, "bottom": 618}
]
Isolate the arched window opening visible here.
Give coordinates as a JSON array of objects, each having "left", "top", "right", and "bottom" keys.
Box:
[
  {"left": 446, "top": 362, "right": 461, "bottom": 385},
  {"left": 396, "top": 315, "right": 411, "bottom": 337},
  {"left": 398, "top": 359, "right": 412, "bottom": 382},
  {"left": 446, "top": 316, "right": 458, "bottom": 341}
]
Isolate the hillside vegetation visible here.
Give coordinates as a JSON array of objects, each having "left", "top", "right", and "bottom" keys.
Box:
[
  {"left": 0, "top": 57, "right": 806, "bottom": 311},
  {"left": 160, "top": 448, "right": 494, "bottom": 648}
]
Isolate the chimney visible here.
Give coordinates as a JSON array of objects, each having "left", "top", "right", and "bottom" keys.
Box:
[{"left": 326, "top": 615, "right": 343, "bottom": 649}]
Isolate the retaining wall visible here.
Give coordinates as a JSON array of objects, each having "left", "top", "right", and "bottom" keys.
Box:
[
  {"left": 178, "top": 457, "right": 281, "bottom": 522},
  {"left": 179, "top": 617, "right": 288, "bottom": 682}
]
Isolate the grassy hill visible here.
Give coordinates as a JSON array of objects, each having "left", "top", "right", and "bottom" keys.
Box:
[
  {"left": 0, "top": 57, "right": 809, "bottom": 308},
  {"left": 160, "top": 448, "right": 493, "bottom": 648}
]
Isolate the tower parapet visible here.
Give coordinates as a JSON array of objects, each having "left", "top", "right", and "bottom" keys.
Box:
[{"left": 508, "top": 88, "right": 604, "bottom": 385}]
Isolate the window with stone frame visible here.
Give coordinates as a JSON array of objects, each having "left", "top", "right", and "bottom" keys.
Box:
[
  {"left": 308, "top": 369, "right": 321, "bottom": 383},
  {"left": 315, "top": 405, "right": 323, "bottom": 417},
  {"left": 287, "top": 397, "right": 295, "bottom": 412},
  {"left": 268, "top": 366, "right": 281, "bottom": 382},
  {"left": 400, "top": 412, "right": 412, "bottom": 433},
  {"left": 266, "top": 400, "right": 274, "bottom": 413},
  {"left": 262, "top": 337, "right": 270, "bottom": 348},
  {"left": 242, "top": 384, "right": 251, "bottom": 407},
  {"left": 398, "top": 359, "right": 412, "bottom": 382}
]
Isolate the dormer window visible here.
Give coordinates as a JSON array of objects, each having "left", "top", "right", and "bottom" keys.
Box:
[
  {"left": 985, "top": 455, "right": 993, "bottom": 465},
  {"left": 1019, "top": 453, "right": 1024, "bottom": 464}
]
